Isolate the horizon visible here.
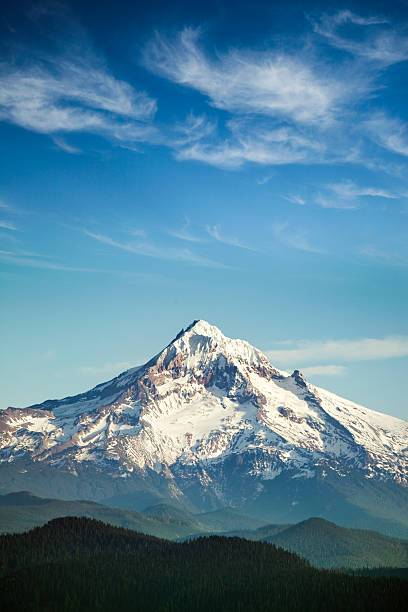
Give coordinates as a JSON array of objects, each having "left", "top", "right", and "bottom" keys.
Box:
[{"left": 1, "top": 0, "right": 408, "bottom": 420}]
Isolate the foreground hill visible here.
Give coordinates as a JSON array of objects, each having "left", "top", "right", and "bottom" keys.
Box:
[
  {"left": 0, "top": 517, "right": 407, "bottom": 612},
  {"left": 1, "top": 321, "right": 407, "bottom": 537}
]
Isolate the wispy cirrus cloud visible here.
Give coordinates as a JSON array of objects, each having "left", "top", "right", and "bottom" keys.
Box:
[
  {"left": 301, "top": 364, "right": 347, "bottom": 377},
  {"left": 293, "top": 179, "right": 401, "bottom": 211},
  {"left": 283, "top": 194, "right": 306, "bottom": 206},
  {"left": 175, "top": 117, "right": 323, "bottom": 169},
  {"left": 166, "top": 218, "right": 203, "bottom": 243},
  {"left": 142, "top": 24, "right": 385, "bottom": 170},
  {"left": 0, "top": 248, "right": 173, "bottom": 280},
  {"left": 77, "top": 361, "right": 135, "bottom": 376},
  {"left": 144, "top": 27, "right": 353, "bottom": 125},
  {"left": 312, "top": 10, "right": 408, "bottom": 66},
  {"left": 0, "top": 220, "right": 17, "bottom": 230},
  {"left": 266, "top": 336, "right": 408, "bottom": 366},
  {"left": 327, "top": 180, "right": 399, "bottom": 199},
  {"left": 363, "top": 113, "right": 408, "bottom": 157},
  {"left": 52, "top": 136, "right": 82, "bottom": 154},
  {"left": 0, "top": 248, "right": 104, "bottom": 272},
  {"left": 84, "top": 230, "right": 229, "bottom": 268},
  {"left": 0, "top": 57, "right": 157, "bottom": 145},
  {"left": 172, "top": 113, "right": 216, "bottom": 146},
  {"left": 0, "top": 6, "right": 157, "bottom": 152},
  {"left": 206, "top": 224, "right": 256, "bottom": 251},
  {"left": 271, "top": 222, "right": 324, "bottom": 253},
  {"left": 357, "top": 244, "right": 408, "bottom": 267},
  {"left": 314, "top": 194, "right": 358, "bottom": 210}
]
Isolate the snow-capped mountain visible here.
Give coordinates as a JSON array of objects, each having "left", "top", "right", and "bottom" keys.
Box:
[{"left": 1, "top": 320, "right": 407, "bottom": 534}]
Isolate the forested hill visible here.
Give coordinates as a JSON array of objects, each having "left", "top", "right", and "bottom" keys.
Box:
[
  {"left": 266, "top": 517, "right": 408, "bottom": 568},
  {"left": 0, "top": 517, "right": 408, "bottom": 612}
]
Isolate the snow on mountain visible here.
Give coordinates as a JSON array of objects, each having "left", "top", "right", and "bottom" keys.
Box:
[{"left": 0, "top": 319, "right": 407, "bottom": 522}]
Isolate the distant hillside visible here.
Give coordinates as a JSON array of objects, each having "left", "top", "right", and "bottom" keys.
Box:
[
  {"left": 0, "top": 491, "right": 203, "bottom": 539},
  {"left": 266, "top": 517, "right": 408, "bottom": 568},
  {"left": 196, "top": 507, "right": 265, "bottom": 531},
  {"left": 2, "top": 492, "right": 408, "bottom": 570},
  {"left": 1, "top": 517, "right": 407, "bottom": 612},
  {"left": 0, "top": 492, "right": 261, "bottom": 538}
]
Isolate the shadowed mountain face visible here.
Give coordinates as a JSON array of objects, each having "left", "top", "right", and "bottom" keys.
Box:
[{"left": 1, "top": 321, "right": 407, "bottom": 535}]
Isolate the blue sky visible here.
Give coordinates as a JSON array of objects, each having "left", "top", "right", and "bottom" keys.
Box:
[{"left": 0, "top": 0, "right": 407, "bottom": 419}]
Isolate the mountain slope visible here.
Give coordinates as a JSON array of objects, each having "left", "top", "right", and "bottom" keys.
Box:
[{"left": 1, "top": 320, "right": 407, "bottom": 535}]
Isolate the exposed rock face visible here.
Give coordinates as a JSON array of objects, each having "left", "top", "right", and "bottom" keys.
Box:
[{"left": 1, "top": 320, "right": 407, "bottom": 531}]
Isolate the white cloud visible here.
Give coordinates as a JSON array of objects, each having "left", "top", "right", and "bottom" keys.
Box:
[
  {"left": 166, "top": 218, "right": 202, "bottom": 243},
  {"left": 257, "top": 174, "right": 275, "bottom": 185},
  {"left": 129, "top": 229, "right": 147, "bottom": 238},
  {"left": 78, "top": 361, "right": 135, "bottom": 376},
  {"left": 314, "top": 194, "right": 358, "bottom": 210},
  {"left": 0, "top": 249, "right": 103, "bottom": 272},
  {"left": 301, "top": 365, "right": 347, "bottom": 376},
  {"left": 312, "top": 10, "right": 408, "bottom": 66},
  {"left": 175, "top": 118, "right": 323, "bottom": 169},
  {"left": 363, "top": 113, "right": 408, "bottom": 157},
  {"left": 52, "top": 136, "right": 82, "bottom": 154},
  {"left": 271, "top": 222, "right": 324, "bottom": 253},
  {"left": 0, "top": 220, "right": 17, "bottom": 230},
  {"left": 172, "top": 113, "right": 216, "bottom": 146},
  {"left": 327, "top": 180, "right": 399, "bottom": 199},
  {"left": 284, "top": 194, "right": 306, "bottom": 205},
  {"left": 206, "top": 224, "right": 256, "bottom": 250},
  {"left": 84, "top": 230, "right": 229, "bottom": 268},
  {"left": 144, "top": 27, "right": 352, "bottom": 126},
  {"left": 357, "top": 245, "right": 408, "bottom": 267},
  {"left": 266, "top": 336, "right": 408, "bottom": 366},
  {"left": 0, "top": 32, "right": 157, "bottom": 149}
]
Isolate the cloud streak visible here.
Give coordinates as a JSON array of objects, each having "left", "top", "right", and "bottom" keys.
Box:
[
  {"left": 0, "top": 10, "right": 157, "bottom": 150},
  {"left": 0, "top": 220, "right": 17, "bottom": 230},
  {"left": 312, "top": 10, "right": 408, "bottom": 66},
  {"left": 166, "top": 219, "right": 203, "bottom": 243},
  {"left": 364, "top": 113, "right": 408, "bottom": 157},
  {"left": 266, "top": 336, "right": 408, "bottom": 365},
  {"left": 271, "top": 222, "right": 324, "bottom": 253},
  {"left": 207, "top": 224, "right": 256, "bottom": 250},
  {"left": 301, "top": 365, "right": 347, "bottom": 376},
  {"left": 78, "top": 361, "right": 135, "bottom": 376},
  {"left": 84, "top": 230, "right": 229, "bottom": 268}
]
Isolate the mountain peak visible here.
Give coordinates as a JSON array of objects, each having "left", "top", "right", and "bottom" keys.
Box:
[
  {"left": 164, "top": 319, "right": 272, "bottom": 372},
  {"left": 170, "top": 320, "right": 223, "bottom": 343}
]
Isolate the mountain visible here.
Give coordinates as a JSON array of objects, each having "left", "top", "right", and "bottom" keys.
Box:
[
  {"left": 266, "top": 517, "right": 408, "bottom": 568},
  {"left": 1, "top": 320, "right": 407, "bottom": 536},
  {"left": 1, "top": 517, "right": 407, "bottom": 612}
]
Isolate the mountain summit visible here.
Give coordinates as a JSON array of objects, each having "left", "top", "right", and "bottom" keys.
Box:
[{"left": 1, "top": 320, "right": 407, "bottom": 535}]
